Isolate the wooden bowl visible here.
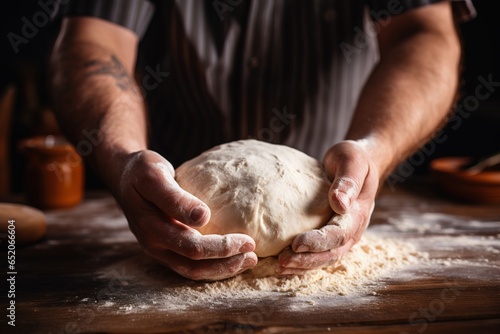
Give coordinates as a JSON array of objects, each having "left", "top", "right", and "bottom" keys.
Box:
[{"left": 430, "top": 157, "right": 500, "bottom": 204}]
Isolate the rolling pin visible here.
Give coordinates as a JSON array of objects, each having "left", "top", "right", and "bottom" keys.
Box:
[{"left": 0, "top": 203, "right": 47, "bottom": 245}]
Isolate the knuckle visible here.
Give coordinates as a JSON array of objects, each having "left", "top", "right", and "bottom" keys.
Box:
[
  {"left": 184, "top": 242, "right": 205, "bottom": 260},
  {"left": 325, "top": 226, "right": 344, "bottom": 244},
  {"left": 226, "top": 264, "right": 242, "bottom": 276},
  {"left": 308, "top": 257, "right": 326, "bottom": 268},
  {"left": 336, "top": 233, "right": 348, "bottom": 247},
  {"left": 334, "top": 176, "right": 360, "bottom": 192},
  {"left": 219, "top": 236, "right": 234, "bottom": 257}
]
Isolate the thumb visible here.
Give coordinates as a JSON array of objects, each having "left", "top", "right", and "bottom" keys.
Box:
[
  {"left": 325, "top": 150, "right": 367, "bottom": 214},
  {"left": 329, "top": 176, "right": 362, "bottom": 215},
  {"left": 136, "top": 159, "right": 211, "bottom": 227}
]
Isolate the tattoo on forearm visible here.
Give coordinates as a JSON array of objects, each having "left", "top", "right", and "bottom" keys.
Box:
[{"left": 84, "top": 55, "right": 133, "bottom": 91}]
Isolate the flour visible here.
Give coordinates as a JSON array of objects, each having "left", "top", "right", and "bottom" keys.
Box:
[
  {"left": 93, "top": 214, "right": 500, "bottom": 313},
  {"left": 37, "top": 196, "right": 137, "bottom": 247},
  {"left": 43, "top": 195, "right": 497, "bottom": 314},
  {"left": 95, "top": 231, "right": 424, "bottom": 316},
  {"left": 371, "top": 213, "right": 500, "bottom": 271},
  {"left": 192, "top": 233, "right": 423, "bottom": 297},
  {"left": 381, "top": 212, "right": 500, "bottom": 235}
]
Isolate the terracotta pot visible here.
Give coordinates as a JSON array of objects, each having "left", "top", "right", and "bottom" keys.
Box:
[
  {"left": 19, "top": 136, "right": 84, "bottom": 209},
  {"left": 430, "top": 157, "right": 500, "bottom": 204}
]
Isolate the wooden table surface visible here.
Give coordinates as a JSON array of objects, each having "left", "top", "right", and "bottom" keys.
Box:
[{"left": 3, "top": 177, "right": 500, "bottom": 333}]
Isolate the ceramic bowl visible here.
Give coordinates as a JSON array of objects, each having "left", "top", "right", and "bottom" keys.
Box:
[{"left": 430, "top": 156, "right": 500, "bottom": 204}]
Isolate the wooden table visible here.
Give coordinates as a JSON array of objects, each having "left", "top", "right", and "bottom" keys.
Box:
[{"left": 4, "top": 177, "right": 500, "bottom": 333}]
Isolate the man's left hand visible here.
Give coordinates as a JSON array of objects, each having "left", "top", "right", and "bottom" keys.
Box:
[{"left": 277, "top": 140, "right": 379, "bottom": 275}]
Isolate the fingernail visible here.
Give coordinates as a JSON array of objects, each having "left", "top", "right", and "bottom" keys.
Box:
[
  {"left": 296, "top": 245, "right": 310, "bottom": 253},
  {"left": 189, "top": 206, "right": 207, "bottom": 225},
  {"left": 243, "top": 255, "right": 257, "bottom": 268},
  {"left": 239, "top": 243, "right": 254, "bottom": 253},
  {"left": 336, "top": 191, "right": 351, "bottom": 210}
]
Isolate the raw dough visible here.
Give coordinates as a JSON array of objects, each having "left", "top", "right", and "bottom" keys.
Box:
[{"left": 175, "top": 140, "right": 333, "bottom": 257}]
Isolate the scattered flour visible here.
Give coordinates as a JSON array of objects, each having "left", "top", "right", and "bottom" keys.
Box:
[
  {"left": 190, "top": 233, "right": 423, "bottom": 297},
  {"left": 92, "top": 217, "right": 499, "bottom": 313},
  {"left": 382, "top": 212, "right": 500, "bottom": 235},
  {"left": 45, "top": 197, "right": 497, "bottom": 314},
  {"left": 96, "top": 231, "right": 425, "bottom": 315}
]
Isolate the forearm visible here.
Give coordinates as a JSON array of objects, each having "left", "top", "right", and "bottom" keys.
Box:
[
  {"left": 345, "top": 14, "right": 460, "bottom": 179},
  {"left": 50, "top": 39, "right": 147, "bottom": 188},
  {"left": 345, "top": 32, "right": 460, "bottom": 178}
]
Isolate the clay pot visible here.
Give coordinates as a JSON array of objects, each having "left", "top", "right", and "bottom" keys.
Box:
[
  {"left": 19, "top": 136, "right": 84, "bottom": 209},
  {"left": 430, "top": 157, "right": 500, "bottom": 204}
]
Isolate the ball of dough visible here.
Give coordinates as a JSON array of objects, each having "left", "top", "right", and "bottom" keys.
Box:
[
  {"left": 0, "top": 203, "right": 47, "bottom": 245},
  {"left": 175, "top": 140, "right": 333, "bottom": 257}
]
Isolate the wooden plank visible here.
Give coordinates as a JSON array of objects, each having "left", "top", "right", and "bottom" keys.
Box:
[{"left": 7, "top": 178, "right": 500, "bottom": 333}]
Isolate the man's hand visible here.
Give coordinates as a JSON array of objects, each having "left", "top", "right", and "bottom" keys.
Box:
[
  {"left": 115, "top": 150, "right": 258, "bottom": 281},
  {"left": 277, "top": 140, "right": 378, "bottom": 275},
  {"left": 51, "top": 17, "right": 258, "bottom": 281},
  {"left": 277, "top": 2, "right": 460, "bottom": 274}
]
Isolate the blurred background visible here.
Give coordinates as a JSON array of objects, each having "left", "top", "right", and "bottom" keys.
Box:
[{"left": 0, "top": 0, "right": 499, "bottom": 198}]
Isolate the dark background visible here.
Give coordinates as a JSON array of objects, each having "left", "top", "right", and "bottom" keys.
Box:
[{"left": 0, "top": 0, "right": 499, "bottom": 194}]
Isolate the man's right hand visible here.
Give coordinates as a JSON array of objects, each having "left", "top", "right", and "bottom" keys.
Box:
[
  {"left": 51, "top": 17, "right": 257, "bottom": 281},
  {"left": 114, "top": 150, "right": 258, "bottom": 281}
]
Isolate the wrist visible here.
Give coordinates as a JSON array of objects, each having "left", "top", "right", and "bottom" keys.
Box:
[
  {"left": 90, "top": 141, "right": 147, "bottom": 191},
  {"left": 351, "top": 137, "right": 391, "bottom": 176},
  {"left": 330, "top": 138, "right": 392, "bottom": 180}
]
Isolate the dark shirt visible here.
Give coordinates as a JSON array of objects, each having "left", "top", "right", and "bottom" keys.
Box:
[{"left": 64, "top": 0, "right": 474, "bottom": 165}]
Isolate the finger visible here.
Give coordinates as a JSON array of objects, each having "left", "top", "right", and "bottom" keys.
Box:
[
  {"left": 279, "top": 239, "right": 355, "bottom": 271},
  {"left": 152, "top": 250, "right": 258, "bottom": 281},
  {"left": 163, "top": 219, "right": 256, "bottom": 260},
  {"left": 291, "top": 211, "right": 357, "bottom": 253},
  {"left": 329, "top": 177, "right": 360, "bottom": 214},
  {"left": 323, "top": 144, "right": 369, "bottom": 214},
  {"left": 278, "top": 247, "right": 337, "bottom": 270},
  {"left": 137, "top": 160, "right": 211, "bottom": 227}
]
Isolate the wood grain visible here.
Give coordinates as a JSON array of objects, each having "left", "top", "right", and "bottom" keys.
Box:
[{"left": 5, "top": 177, "right": 500, "bottom": 333}]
